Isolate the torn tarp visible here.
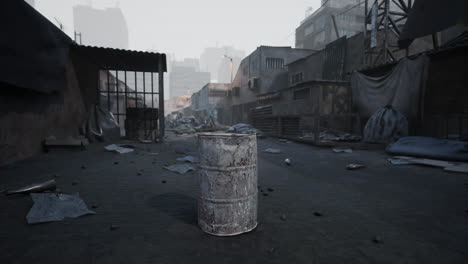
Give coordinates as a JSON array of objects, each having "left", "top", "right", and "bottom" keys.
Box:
[
  {"left": 26, "top": 193, "right": 95, "bottom": 224},
  {"left": 351, "top": 55, "right": 429, "bottom": 120}
]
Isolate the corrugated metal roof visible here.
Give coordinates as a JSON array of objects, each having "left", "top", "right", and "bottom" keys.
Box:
[{"left": 73, "top": 44, "right": 167, "bottom": 72}]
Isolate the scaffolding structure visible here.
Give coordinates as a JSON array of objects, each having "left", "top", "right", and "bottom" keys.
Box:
[{"left": 363, "top": 0, "right": 413, "bottom": 66}]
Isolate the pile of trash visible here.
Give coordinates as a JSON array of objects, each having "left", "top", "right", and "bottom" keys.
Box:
[
  {"left": 168, "top": 113, "right": 233, "bottom": 134},
  {"left": 227, "top": 123, "right": 262, "bottom": 135},
  {"left": 302, "top": 130, "right": 362, "bottom": 142}
]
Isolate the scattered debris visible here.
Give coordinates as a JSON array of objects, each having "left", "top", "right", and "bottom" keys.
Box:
[
  {"left": 43, "top": 136, "right": 89, "bottom": 150},
  {"left": 110, "top": 224, "right": 120, "bottom": 231},
  {"left": 174, "top": 124, "right": 196, "bottom": 134},
  {"left": 313, "top": 211, "right": 323, "bottom": 217},
  {"left": 26, "top": 193, "right": 95, "bottom": 224},
  {"left": 387, "top": 158, "right": 413, "bottom": 165},
  {"left": 137, "top": 172, "right": 142, "bottom": 176},
  {"left": 148, "top": 152, "right": 159, "bottom": 156},
  {"left": 393, "top": 156, "right": 468, "bottom": 174},
  {"left": 346, "top": 164, "right": 366, "bottom": 170},
  {"left": 333, "top": 148, "right": 353, "bottom": 153},
  {"left": 161, "top": 180, "right": 166, "bottom": 184},
  {"left": 113, "top": 161, "right": 119, "bottom": 165},
  {"left": 268, "top": 247, "right": 275, "bottom": 254},
  {"left": 139, "top": 139, "right": 152, "bottom": 144},
  {"left": 443, "top": 164, "right": 468, "bottom": 174},
  {"left": 267, "top": 188, "right": 274, "bottom": 192},
  {"left": 372, "top": 236, "right": 383, "bottom": 244},
  {"left": 227, "top": 123, "right": 261, "bottom": 135},
  {"left": 262, "top": 193, "right": 268, "bottom": 196},
  {"left": 91, "top": 204, "right": 99, "bottom": 209},
  {"left": 176, "top": 155, "right": 199, "bottom": 163},
  {"left": 284, "top": 158, "right": 291, "bottom": 166},
  {"left": 164, "top": 164, "right": 195, "bottom": 175},
  {"left": 280, "top": 214, "right": 287, "bottom": 221},
  {"left": 263, "top": 148, "right": 281, "bottom": 154},
  {"left": 52, "top": 174, "right": 59, "bottom": 178},
  {"left": 303, "top": 130, "right": 362, "bottom": 142},
  {"left": 6, "top": 179, "right": 57, "bottom": 196},
  {"left": 104, "top": 144, "right": 135, "bottom": 154},
  {"left": 278, "top": 139, "right": 290, "bottom": 143}
]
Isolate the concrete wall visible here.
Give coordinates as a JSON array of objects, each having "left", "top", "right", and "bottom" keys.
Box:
[
  {"left": 230, "top": 46, "right": 315, "bottom": 106},
  {"left": 0, "top": 59, "right": 87, "bottom": 165}
]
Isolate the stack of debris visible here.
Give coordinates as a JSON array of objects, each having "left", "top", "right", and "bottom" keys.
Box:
[{"left": 302, "top": 130, "right": 362, "bottom": 142}]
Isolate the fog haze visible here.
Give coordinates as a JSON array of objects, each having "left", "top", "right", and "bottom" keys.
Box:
[{"left": 35, "top": 0, "right": 321, "bottom": 58}]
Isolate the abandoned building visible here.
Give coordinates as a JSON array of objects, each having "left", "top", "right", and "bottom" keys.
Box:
[{"left": 1, "top": 0, "right": 467, "bottom": 263}]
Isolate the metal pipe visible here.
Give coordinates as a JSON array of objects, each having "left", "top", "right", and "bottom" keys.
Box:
[
  {"left": 134, "top": 71, "right": 138, "bottom": 108},
  {"left": 106, "top": 69, "right": 110, "bottom": 113},
  {"left": 115, "top": 70, "right": 119, "bottom": 125},
  {"left": 158, "top": 60, "right": 165, "bottom": 140}
]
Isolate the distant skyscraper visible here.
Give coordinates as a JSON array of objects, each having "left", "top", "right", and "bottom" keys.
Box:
[
  {"left": 73, "top": 5, "right": 128, "bottom": 49},
  {"left": 200, "top": 46, "right": 245, "bottom": 82},
  {"left": 25, "top": 0, "right": 35, "bottom": 7},
  {"left": 170, "top": 58, "right": 210, "bottom": 98}
]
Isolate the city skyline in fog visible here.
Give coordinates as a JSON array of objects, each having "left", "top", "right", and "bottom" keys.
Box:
[{"left": 34, "top": 0, "right": 321, "bottom": 59}]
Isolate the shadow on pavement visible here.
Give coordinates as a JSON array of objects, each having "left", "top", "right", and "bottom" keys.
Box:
[{"left": 147, "top": 192, "right": 198, "bottom": 226}]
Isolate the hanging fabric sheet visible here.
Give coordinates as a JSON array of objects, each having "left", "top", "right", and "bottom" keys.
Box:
[{"left": 350, "top": 55, "right": 430, "bottom": 120}]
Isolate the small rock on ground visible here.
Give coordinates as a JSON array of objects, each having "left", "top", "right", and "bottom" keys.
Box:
[{"left": 372, "top": 236, "right": 383, "bottom": 244}]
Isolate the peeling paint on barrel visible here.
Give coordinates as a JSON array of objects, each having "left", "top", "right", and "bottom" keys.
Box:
[{"left": 197, "top": 133, "right": 258, "bottom": 236}]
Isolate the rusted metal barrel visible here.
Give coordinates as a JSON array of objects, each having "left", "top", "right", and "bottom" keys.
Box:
[{"left": 197, "top": 132, "right": 258, "bottom": 236}]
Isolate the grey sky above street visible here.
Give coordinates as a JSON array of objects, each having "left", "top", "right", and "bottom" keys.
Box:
[{"left": 35, "top": 0, "right": 321, "bottom": 59}]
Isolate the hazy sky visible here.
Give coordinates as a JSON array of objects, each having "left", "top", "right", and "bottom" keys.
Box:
[{"left": 35, "top": 0, "right": 321, "bottom": 59}]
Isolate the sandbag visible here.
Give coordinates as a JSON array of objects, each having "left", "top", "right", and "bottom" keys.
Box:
[{"left": 363, "top": 106, "right": 408, "bottom": 143}]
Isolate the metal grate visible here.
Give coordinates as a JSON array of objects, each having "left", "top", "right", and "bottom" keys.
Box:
[
  {"left": 99, "top": 70, "right": 160, "bottom": 140},
  {"left": 281, "top": 117, "right": 301, "bottom": 136}
]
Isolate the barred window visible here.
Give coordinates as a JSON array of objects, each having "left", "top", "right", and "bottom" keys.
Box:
[{"left": 266, "top": 57, "right": 285, "bottom": 69}]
